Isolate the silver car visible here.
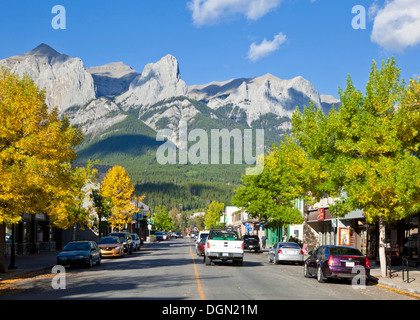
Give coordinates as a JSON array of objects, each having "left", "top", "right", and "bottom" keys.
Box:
[{"left": 268, "top": 242, "right": 304, "bottom": 265}]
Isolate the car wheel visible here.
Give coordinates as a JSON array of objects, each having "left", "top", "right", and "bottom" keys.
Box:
[
  {"left": 205, "top": 255, "right": 212, "bottom": 266},
  {"left": 88, "top": 256, "right": 93, "bottom": 268},
  {"left": 273, "top": 256, "right": 279, "bottom": 265},
  {"left": 96, "top": 255, "right": 101, "bottom": 266},
  {"left": 317, "top": 265, "right": 326, "bottom": 283},
  {"left": 304, "top": 263, "right": 311, "bottom": 278},
  {"left": 267, "top": 254, "right": 272, "bottom": 263}
]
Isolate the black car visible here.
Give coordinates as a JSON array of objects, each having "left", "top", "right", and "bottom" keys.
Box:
[
  {"left": 57, "top": 241, "right": 101, "bottom": 268},
  {"left": 109, "top": 232, "right": 134, "bottom": 254},
  {"left": 243, "top": 235, "right": 261, "bottom": 252}
]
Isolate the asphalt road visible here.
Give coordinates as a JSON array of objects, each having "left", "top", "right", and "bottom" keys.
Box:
[{"left": 0, "top": 237, "right": 416, "bottom": 301}]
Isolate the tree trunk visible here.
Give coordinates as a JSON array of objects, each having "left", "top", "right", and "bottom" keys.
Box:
[
  {"left": 0, "top": 224, "right": 6, "bottom": 273},
  {"left": 379, "top": 217, "right": 387, "bottom": 278}
]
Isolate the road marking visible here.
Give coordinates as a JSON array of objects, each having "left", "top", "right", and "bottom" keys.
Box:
[{"left": 189, "top": 237, "right": 205, "bottom": 300}]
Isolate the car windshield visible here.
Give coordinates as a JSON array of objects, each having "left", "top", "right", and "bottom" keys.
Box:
[
  {"left": 209, "top": 231, "right": 239, "bottom": 240},
  {"left": 109, "top": 233, "right": 125, "bottom": 239},
  {"left": 63, "top": 242, "right": 90, "bottom": 251},
  {"left": 279, "top": 242, "right": 300, "bottom": 249},
  {"left": 244, "top": 235, "right": 259, "bottom": 240},
  {"left": 99, "top": 238, "right": 118, "bottom": 244},
  {"left": 328, "top": 247, "right": 363, "bottom": 256}
]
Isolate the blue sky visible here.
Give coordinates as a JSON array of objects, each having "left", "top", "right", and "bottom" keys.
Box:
[{"left": 1, "top": 0, "right": 420, "bottom": 97}]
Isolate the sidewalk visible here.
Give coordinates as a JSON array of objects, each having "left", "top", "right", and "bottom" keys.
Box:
[
  {"left": 0, "top": 251, "right": 58, "bottom": 281},
  {"left": 369, "top": 262, "right": 420, "bottom": 297}
]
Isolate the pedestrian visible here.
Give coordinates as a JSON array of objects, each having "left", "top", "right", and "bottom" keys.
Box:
[
  {"left": 302, "top": 243, "right": 307, "bottom": 255},
  {"left": 261, "top": 235, "right": 267, "bottom": 249}
]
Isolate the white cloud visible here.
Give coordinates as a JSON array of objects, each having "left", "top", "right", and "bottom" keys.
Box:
[
  {"left": 370, "top": 0, "right": 420, "bottom": 52},
  {"left": 248, "top": 32, "right": 287, "bottom": 62},
  {"left": 187, "top": 0, "right": 283, "bottom": 26}
]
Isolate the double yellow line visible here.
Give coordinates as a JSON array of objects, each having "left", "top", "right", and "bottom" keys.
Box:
[{"left": 188, "top": 237, "right": 205, "bottom": 300}]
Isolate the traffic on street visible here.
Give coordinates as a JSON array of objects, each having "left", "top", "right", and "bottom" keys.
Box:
[{"left": 0, "top": 235, "right": 416, "bottom": 301}]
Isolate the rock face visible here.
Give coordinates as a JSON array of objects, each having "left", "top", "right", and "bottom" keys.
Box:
[
  {"left": 0, "top": 44, "right": 339, "bottom": 147},
  {"left": 87, "top": 62, "right": 140, "bottom": 99},
  {"left": 116, "top": 54, "right": 188, "bottom": 110},
  {"left": 189, "top": 73, "right": 322, "bottom": 125},
  {"left": 0, "top": 44, "right": 96, "bottom": 114}
]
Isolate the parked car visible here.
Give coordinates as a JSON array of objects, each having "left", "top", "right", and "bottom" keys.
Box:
[
  {"left": 243, "top": 235, "right": 261, "bottom": 252},
  {"left": 268, "top": 242, "right": 304, "bottom": 265},
  {"left": 57, "top": 241, "right": 101, "bottom": 268},
  {"left": 131, "top": 233, "right": 141, "bottom": 251},
  {"left": 304, "top": 245, "right": 370, "bottom": 283},
  {"left": 109, "top": 232, "right": 133, "bottom": 254},
  {"left": 98, "top": 236, "right": 125, "bottom": 258}
]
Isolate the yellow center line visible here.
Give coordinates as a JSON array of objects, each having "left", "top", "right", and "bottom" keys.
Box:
[{"left": 188, "top": 237, "right": 205, "bottom": 300}]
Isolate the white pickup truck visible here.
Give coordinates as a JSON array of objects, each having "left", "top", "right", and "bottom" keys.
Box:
[{"left": 204, "top": 226, "right": 244, "bottom": 266}]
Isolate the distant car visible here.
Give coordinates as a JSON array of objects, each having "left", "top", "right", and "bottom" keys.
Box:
[
  {"left": 131, "top": 233, "right": 141, "bottom": 251},
  {"left": 109, "top": 232, "right": 133, "bottom": 254},
  {"left": 191, "top": 232, "right": 198, "bottom": 239},
  {"left": 173, "top": 232, "right": 183, "bottom": 238},
  {"left": 243, "top": 235, "right": 261, "bottom": 252},
  {"left": 162, "top": 232, "right": 168, "bottom": 240},
  {"left": 304, "top": 245, "right": 370, "bottom": 283},
  {"left": 155, "top": 231, "right": 164, "bottom": 241},
  {"left": 98, "top": 236, "right": 125, "bottom": 258},
  {"left": 57, "top": 241, "right": 101, "bottom": 268},
  {"left": 268, "top": 242, "right": 304, "bottom": 265}
]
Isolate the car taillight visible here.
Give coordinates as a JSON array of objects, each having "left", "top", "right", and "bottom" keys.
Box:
[
  {"left": 201, "top": 244, "right": 205, "bottom": 248},
  {"left": 328, "top": 255, "right": 334, "bottom": 266},
  {"left": 242, "top": 243, "right": 244, "bottom": 250},
  {"left": 207, "top": 242, "right": 210, "bottom": 248},
  {"left": 277, "top": 249, "right": 282, "bottom": 254},
  {"left": 366, "top": 257, "right": 370, "bottom": 268},
  {"left": 299, "top": 250, "right": 304, "bottom": 255}
]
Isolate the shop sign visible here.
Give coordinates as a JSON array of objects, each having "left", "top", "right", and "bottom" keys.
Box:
[{"left": 317, "top": 208, "right": 325, "bottom": 221}]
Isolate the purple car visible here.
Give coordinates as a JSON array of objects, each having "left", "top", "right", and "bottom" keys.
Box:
[{"left": 304, "top": 245, "right": 370, "bottom": 283}]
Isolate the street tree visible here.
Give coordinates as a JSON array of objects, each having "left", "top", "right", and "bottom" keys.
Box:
[
  {"left": 204, "top": 200, "right": 225, "bottom": 229},
  {"left": 153, "top": 205, "right": 173, "bottom": 231},
  {"left": 0, "top": 69, "right": 84, "bottom": 272},
  {"left": 232, "top": 138, "right": 307, "bottom": 229},
  {"left": 292, "top": 58, "right": 420, "bottom": 277},
  {"left": 90, "top": 188, "right": 113, "bottom": 238},
  {"left": 100, "top": 166, "right": 138, "bottom": 231}
]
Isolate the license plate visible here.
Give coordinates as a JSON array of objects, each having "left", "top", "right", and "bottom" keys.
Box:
[{"left": 346, "top": 261, "right": 355, "bottom": 267}]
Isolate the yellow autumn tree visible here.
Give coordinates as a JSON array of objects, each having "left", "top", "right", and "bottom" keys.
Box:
[
  {"left": 100, "top": 166, "right": 139, "bottom": 231},
  {"left": 0, "top": 68, "right": 84, "bottom": 271}
]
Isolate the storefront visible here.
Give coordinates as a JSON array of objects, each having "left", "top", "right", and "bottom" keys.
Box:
[{"left": 304, "top": 207, "right": 366, "bottom": 253}]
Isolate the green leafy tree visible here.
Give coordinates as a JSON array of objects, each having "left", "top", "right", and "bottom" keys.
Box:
[
  {"left": 153, "top": 205, "right": 173, "bottom": 231},
  {"left": 292, "top": 58, "right": 420, "bottom": 277},
  {"left": 204, "top": 201, "right": 225, "bottom": 229},
  {"left": 232, "top": 137, "right": 306, "bottom": 229}
]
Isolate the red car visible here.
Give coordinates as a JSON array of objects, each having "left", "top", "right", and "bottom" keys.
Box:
[
  {"left": 196, "top": 239, "right": 206, "bottom": 256},
  {"left": 304, "top": 245, "right": 370, "bottom": 284}
]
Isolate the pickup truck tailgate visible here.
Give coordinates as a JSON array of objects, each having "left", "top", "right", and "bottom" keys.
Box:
[{"left": 207, "top": 240, "right": 243, "bottom": 253}]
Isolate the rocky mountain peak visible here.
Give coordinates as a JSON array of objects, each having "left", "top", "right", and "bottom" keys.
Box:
[
  {"left": 116, "top": 54, "right": 188, "bottom": 110},
  {"left": 26, "top": 43, "right": 61, "bottom": 57}
]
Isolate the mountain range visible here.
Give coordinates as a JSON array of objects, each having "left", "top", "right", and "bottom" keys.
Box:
[{"left": 0, "top": 44, "right": 341, "bottom": 211}]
